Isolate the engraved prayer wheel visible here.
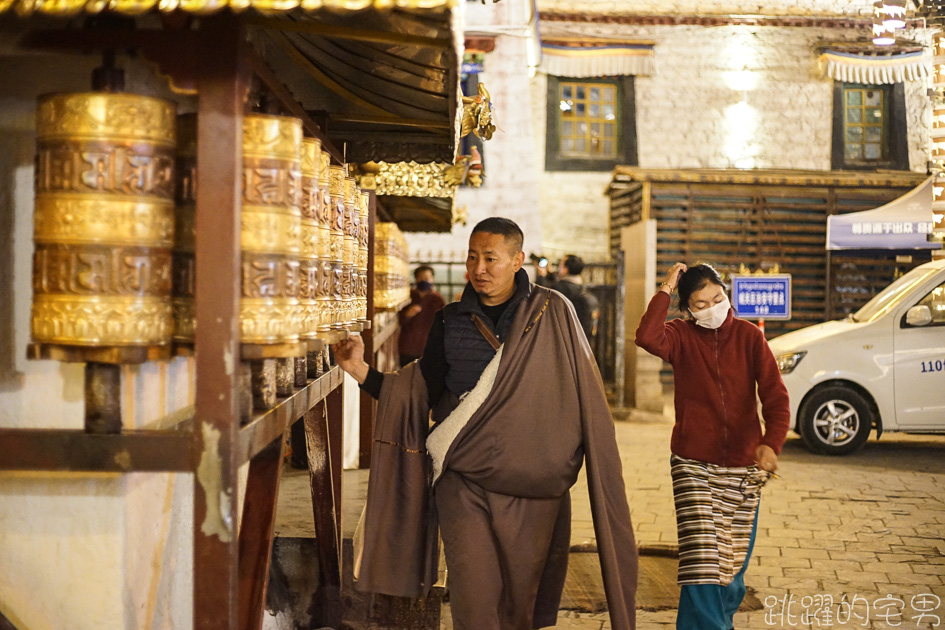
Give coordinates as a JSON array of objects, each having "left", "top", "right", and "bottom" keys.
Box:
[
  {"left": 172, "top": 113, "right": 197, "bottom": 342},
  {"left": 299, "top": 138, "right": 321, "bottom": 340},
  {"left": 357, "top": 190, "right": 370, "bottom": 321},
  {"left": 315, "top": 152, "right": 333, "bottom": 336},
  {"left": 374, "top": 222, "right": 409, "bottom": 310},
  {"left": 31, "top": 92, "right": 176, "bottom": 348},
  {"left": 240, "top": 114, "right": 302, "bottom": 345},
  {"left": 343, "top": 177, "right": 359, "bottom": 328},
  {"left": 328, "top": 165, "right": 346, "bottom": 329}
]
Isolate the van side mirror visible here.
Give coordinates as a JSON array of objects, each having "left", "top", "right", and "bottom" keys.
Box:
[{"left": 905, "top": 305, "right": 933, "bottom": 327}]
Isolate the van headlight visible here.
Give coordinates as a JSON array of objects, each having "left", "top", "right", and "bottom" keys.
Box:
[{"left": 775, "top": 351, "right": 807, "bottom": 374}]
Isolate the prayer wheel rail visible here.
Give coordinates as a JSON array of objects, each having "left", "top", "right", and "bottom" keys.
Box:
[{"left": 0, "top": 367, "right": 343, "bottom": 473}]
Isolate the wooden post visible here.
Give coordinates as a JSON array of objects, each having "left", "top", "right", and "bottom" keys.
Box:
[
  {"left": 84, "top": 363, "right": 121, "bottom": 434},
  {"left": 193, "top": 15, "right": 246, "bottom": 630},
  {"left": 359, "top": 190, "right": 377, "bottom": 468},
  {"left": 275, "top": 357, "right": 294, "bottom": 397},
  {"left": 304, "top": 401, "right": 342, "bottom": 627},
  {"left": 294, "top": 356, "right": 307, "bottom": 388},
  {"left": 237, "top": 441, "right": 285, "bottom": 630},
  {"left": 250, "top": 359, "right": 277, "bottom": 410}
]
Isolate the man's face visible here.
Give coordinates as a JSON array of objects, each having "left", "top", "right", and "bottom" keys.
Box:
[
  {"left": 415, "top": 270, "right": 434, "bottom": 285},
  {"left": 466, "top": 231, "right": 525, "bottom": 305}
]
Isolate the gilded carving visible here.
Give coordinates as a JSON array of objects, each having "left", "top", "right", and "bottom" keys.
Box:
[
  {"left": 240, "top": 210, "right": 302, "bottom": 256},
  {"left": 242, "top": 114, "right": 303, "bottom": 162},
  {"left": 36, "top": 93, "right": 176, "bottom": 147},
  {"left": 33, "top": 244, "right": 172, "bottom": 297},
  {"left": 364, "top": 160, "right": 455, "bottom": 198},
  {"left": 316, "top": 153, "right": 332, "bottom": 260},
  {"left": 240, "top": 255, "right": 299, "bottom": 299},
  {"left": 33, "top": 197, "right": 174, "bottom": 247},
  {"left": 36, "top": 144, "right": 175, "bottom": 199},
  {"left": 31, "top": 295, "right": 173, "bottom": 346},
  {"left": 172, "top": 298, "right": 196, "bottom": 342},
  {"left": 239, "top": 298, "right": 301, "bottom": 343}
]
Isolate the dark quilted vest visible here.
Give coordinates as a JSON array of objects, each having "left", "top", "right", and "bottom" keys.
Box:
[{"left": 442, "top": 269, "right": 531, "bottom": 397}]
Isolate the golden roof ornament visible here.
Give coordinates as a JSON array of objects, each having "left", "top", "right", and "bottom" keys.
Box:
[{"left": 461, "top": 83, "right": 496, "bottom": 140}]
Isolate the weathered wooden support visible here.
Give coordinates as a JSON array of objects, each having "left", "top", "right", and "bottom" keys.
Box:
[
  {"left": 276, "top": 358, "right": 294, "bottom": 397},
  {"left": 294, "top": 356, "right": 307, "bottom": 388},
  {"left": 84, "top": 362, "right": 122, "bottom": 434},
  {"left": 250, "top": 359, "right": 277, "bottom": 410},
  {"left": 303, "top": 400, "right": 342, "bottom": 627},
  {"left": 237, "top": 440, "right": 285, "bottom": 630}
]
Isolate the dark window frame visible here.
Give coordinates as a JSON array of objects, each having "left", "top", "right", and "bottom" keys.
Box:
[
  {"left": 832, "top": 81, "right": 909, "bottom": 171},
  {"left": 545, "top": 75, "right": 638, "bottom": 172}
]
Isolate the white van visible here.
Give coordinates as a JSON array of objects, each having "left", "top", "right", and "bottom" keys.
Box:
[{"left": 768, "top": 258, "right": 945, "bottom": 455}]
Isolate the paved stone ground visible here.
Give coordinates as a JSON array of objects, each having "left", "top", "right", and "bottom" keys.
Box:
[{"left": 441, "top": 402, "right": 945, "bottom": 630}]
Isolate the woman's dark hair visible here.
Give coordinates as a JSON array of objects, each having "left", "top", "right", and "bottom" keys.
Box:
[{"left": 677, "top": 264, "right": 727, "bottom": 315}]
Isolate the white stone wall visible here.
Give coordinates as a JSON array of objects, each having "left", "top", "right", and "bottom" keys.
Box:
[
  {"left": 406, "top": 0, "right": 544, "bottom": 263},
  {"left": 537, "top": 0, "right": 876, "bottom": 18},
  {"left": 531, "top": 21, "right": 933, "bottom": 260},
  {"left": 0, "top": 53, "right": 195, "bottom": 629}
]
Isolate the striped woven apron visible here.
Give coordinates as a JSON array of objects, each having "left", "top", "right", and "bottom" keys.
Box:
[{"left": 671, "top": 454, "right": 769, "bottom": 586}]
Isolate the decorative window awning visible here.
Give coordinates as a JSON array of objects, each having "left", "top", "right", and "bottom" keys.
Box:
[
  {"left": 540, "top": 40, "right": 655, "bottom": 78},
  {"left": 819, "top": 49, "right": 930, "bottom": 85}
]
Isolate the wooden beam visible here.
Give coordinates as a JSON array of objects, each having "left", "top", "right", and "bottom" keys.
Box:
[
  {"left": 193, "top": 14, "right": 246, "bottom": 630},
  {"left": 0, "top": 430, "right": 191, "bottom": 472},
  {"left": 237, "top": 366, "right": 343, "bottom": 463},
  {"left": 266, "top": 30, "right": 394, "bottom": 117},
  {"left": 237, "top": 441, "right": 284, "bottom": 630},
  {"left": 329, "top": 113, "right": 450, "bottom": 130},
  {"left": 245, "top": 15, "right": 451, "bottom": 49},
  {"left": 359, "top": 191, "right": 377, "bottom": 468},
  {"left": 304, "top": 401, "right": 342, "bottom": 627}
]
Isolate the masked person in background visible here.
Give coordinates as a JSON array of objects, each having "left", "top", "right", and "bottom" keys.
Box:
[
  {"left": 635, "top": 262, "right": 790, "bottom": 630},
  {"left": 399, "top": 265, "right": 446, "bottom": 367}
]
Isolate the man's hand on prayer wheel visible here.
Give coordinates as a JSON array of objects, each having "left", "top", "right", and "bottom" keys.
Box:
[{"left": 333, "top": 334, "right": 369, "bottom": 384}]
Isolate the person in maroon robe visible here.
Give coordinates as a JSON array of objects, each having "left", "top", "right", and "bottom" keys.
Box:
[
  {"left": 398, "top": 265, "right": 446, "bottom": 366},
  {"left": 334, "top": 218, "right": 638, "bottom": 630}
]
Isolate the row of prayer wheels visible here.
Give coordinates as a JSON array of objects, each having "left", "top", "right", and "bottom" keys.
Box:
[
  {"left": 374, "top": 222, "right": 410, "bottom": 310},
  {"left": 30, "top": 91, "right": 369, "bottom": 356}
]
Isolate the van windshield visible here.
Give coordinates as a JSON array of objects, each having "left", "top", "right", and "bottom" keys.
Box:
[{"left": 851, "top": 267, "right": 939, "bottom": 323}]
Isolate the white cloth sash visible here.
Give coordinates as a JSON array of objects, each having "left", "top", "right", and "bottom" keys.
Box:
[{"left": 426, "top": 345, "right": 504, "bottom": 484}]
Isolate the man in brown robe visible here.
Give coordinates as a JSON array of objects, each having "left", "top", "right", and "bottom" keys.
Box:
[{"left": 334, "top": 217, "right": 637, "bottom": 630}]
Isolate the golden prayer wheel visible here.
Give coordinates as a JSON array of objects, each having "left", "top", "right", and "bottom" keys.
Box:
[
  {"left": 357, "top": 191, "right": 370, "bottom": 322},
  {"left": 343, "top": 177, "right": 359, "bottom": 327},
  {"left": 31, "top": 92, "right": 176, "bottom": 348},
  {"left": 374, "top": 222, "right": 409, "bottom": 310},
  {"left": 315, "top": 152, "right": 333, "bottom": 336},
  {"left": 328, "top": 165, "right": 346, "bottom": 329},
  {"left": 240, "top": 113, "right": 302, "bottom": 344},
  {"left": 172, "top": 113, "right": 197, "bottom": 343},
  {"left": 299, "top": 138, "right": 321, "bottom": 340}
]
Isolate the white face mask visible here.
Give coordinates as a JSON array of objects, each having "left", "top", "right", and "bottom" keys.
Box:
[{"left": 690, "top": 296, "right": 731, "bottom": 330}]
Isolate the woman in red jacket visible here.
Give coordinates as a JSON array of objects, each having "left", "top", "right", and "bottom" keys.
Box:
[{"left": 635, "top": 262, "right": 790, "bottom": 630}]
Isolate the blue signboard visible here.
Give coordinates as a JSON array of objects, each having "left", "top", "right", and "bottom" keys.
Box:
[{"left": 731, "top": 274, "right": 792, "bottom": 320}]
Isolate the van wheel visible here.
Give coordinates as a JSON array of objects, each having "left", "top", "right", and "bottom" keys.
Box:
[{"left": 798, "top": 386, "right": 872, "bottom": 456}]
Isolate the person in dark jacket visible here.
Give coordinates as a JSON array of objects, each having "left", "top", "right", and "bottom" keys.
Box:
[
  {"left": 635, "top": 262, "right": 790, "bottom": 630},
  {"left": 552, "top": 255, "right": 599, "bottom": 343},
  {"left": 334, "top": 218, "right": 638, "bottom": 630}
]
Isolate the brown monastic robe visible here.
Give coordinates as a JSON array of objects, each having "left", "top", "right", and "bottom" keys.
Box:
[{"left": 356, "top": 284, "right": 638, "bottom": 629}]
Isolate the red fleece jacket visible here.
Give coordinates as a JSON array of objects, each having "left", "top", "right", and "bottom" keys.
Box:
[{"left": 635, "top": 291, "right": 790, "bottom": 467}]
